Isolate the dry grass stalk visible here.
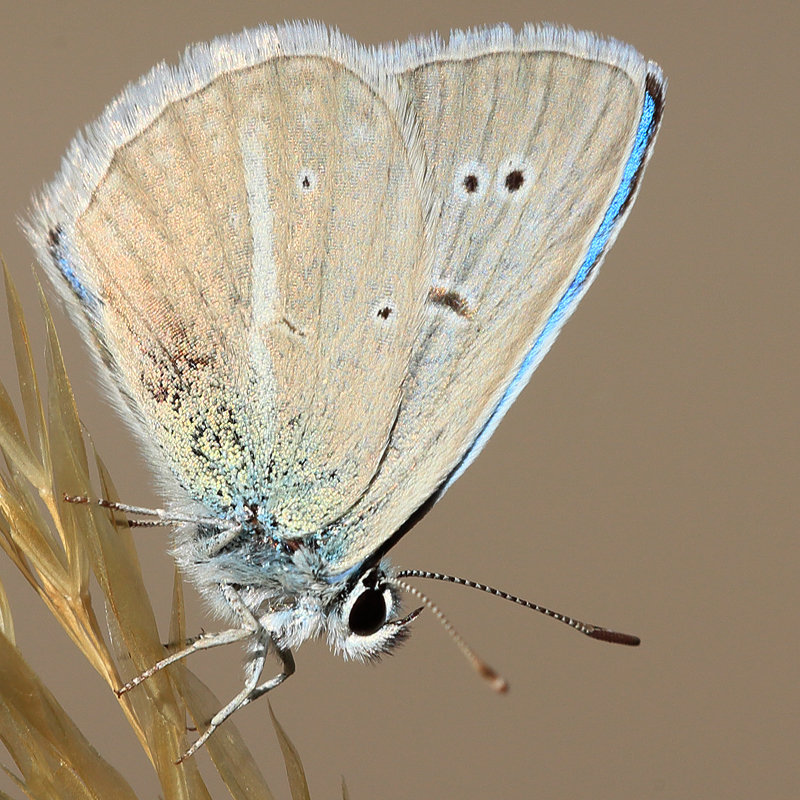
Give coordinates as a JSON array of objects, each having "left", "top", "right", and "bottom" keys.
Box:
[{"left": 0, "top": 261, "right": 319, "bottom": 799}]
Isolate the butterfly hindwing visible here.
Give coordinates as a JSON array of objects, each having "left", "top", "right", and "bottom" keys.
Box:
[{"left": 323, "top": 28, "right": 664, "bottom": 572}]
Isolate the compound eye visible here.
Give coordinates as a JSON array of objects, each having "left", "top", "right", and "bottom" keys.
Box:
[{"left": 348, "top": 588, "right": 388, "bottom": 636}]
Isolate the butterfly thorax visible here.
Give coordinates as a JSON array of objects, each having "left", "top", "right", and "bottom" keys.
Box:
[{"left": 172, "top": 515, "right": 410, "bottom": 659}]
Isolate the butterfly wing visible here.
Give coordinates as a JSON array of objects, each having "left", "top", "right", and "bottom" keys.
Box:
[
  {"left": 27, "top": 24, "right": 664, "bottom": 570},
  {"left": 27, "top": 25, "right": 434, "bottom": 528},
  {"left": 322, "top": 26, "right": 665, "bottom": 573}
]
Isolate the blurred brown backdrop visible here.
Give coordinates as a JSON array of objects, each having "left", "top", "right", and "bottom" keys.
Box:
[{"left": 0, "top": 1, "right": 796, "bottom": 798}]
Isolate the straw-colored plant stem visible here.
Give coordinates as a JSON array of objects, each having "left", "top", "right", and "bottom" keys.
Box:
[{"left": 0, "top": 261, "right": 317, "bottom": 799}]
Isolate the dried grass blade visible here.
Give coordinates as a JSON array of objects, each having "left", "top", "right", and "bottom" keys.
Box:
[
  {"left": 93, "top": 457, "right": 213, "bottom": 800},
  {"left": 268, "top": 701, "right": 311, "bottom": 800},
  {"left": 104, "top": 591, "right": 212, "bottom": 800},
  {"left": 39, "top": 283, "right": 87, "bottom": 480},
  {"left": 0, "top": 631, "right": 138, "bottom": 800},
  {"left": 178, "top": 669, "right": 276, "bottom": 800},
  {"left": 0, "top": 480, "right": 68, "bottom": 584},
  {"left": 0, "top": 575, "right": 15, "bottom": 645},
  {"left": 42, "top": 292, "right": 91, "bottom": 595},
  {"left": 92, "top": 455, "right": 178, "bottom": 703},
  {"left": 0, "top": 379, "right": 41, "bottom": 494},
  {"left": 1, "top": 452, "right": 60, "bottom": 557},
  {"left": 2, "top": 261, "right": 48, "bottom": 485}
]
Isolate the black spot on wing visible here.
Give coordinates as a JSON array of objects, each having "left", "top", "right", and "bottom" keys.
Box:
[{"left": 504, "top": 170, "right": 524, "bottom": 192}]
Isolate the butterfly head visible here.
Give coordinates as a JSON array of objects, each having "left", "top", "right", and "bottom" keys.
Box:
[
  {"left": 206, "top": 536, "right": 418, "bottom": 661},
  {"left": 324, "top": 563, "right": 419, "bottom": 662}
]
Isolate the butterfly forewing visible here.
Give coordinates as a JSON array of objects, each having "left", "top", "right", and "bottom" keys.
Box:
[{"left": 39, "top": 49, "right": 431, "bottom": 527}]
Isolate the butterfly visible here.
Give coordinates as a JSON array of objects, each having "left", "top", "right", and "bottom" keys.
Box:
[{"left": 26, "top": 22, "right": 665, "bottom": 757}]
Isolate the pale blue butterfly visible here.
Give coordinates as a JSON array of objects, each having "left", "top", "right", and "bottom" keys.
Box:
[{"left": 26, "top": 21, "right": 665, "bottom": 757}]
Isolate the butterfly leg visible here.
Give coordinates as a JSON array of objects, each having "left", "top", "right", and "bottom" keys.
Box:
[
  {"left": 117, "top": 585, "right": 259, "bottom": 696},
  {"left": 205, "top": 523, "right": 244, "bottom": 557},
  {"left": 115, "top": 625, "right": 254, "bottom": 696},
  {"left": 180, "top": 638, "right": 295, "bottom": 761},
  {"left": 232, "top": 645, "right": 296, "bottom": 710}
]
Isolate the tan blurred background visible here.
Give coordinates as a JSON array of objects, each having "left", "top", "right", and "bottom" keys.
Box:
[{"left": 0, "top": 1, "right": 796, "bottom": 798}]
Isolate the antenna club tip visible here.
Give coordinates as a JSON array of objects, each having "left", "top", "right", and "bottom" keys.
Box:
[
  {"left": 478, "top": 663, "right": 509, "bottom": 693},
  {"left": 589, "top": 629, "right": 641, "bottom": 646}
]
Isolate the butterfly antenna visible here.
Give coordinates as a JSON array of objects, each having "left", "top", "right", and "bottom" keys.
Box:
[
  {"left": 397, "top": 569, "right": 640, "bottom": 647},
  {"left": 393, "top": 576, "right": 509, "bottom": 693}
]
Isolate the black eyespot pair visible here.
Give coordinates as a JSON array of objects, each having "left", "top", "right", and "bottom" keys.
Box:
[{"left": 462, "top": 169, "right": 525, "bottom": 194}]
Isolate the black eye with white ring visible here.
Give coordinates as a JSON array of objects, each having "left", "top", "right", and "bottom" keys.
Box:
[{"left": 348, "top": 588, "right": 388, "bottom": 636}]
